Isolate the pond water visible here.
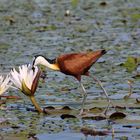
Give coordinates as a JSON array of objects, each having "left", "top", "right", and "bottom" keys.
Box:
[{"left": 0, "top": 0, "right": 140, "bottom": 139}]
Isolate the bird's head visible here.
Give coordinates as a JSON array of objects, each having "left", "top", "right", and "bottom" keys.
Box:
[
  {"left": 32, "top": 55, "right": 60, "bottom": 71},
  {"left": 32, "top": 55, "right": 46, "bottom": 67}
]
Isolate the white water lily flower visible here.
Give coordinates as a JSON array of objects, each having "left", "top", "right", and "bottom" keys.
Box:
[
  {"left": 0, "top": 75, "right": 11, "bottom": 95},
  {"left": 10, "top": 64, "right": 41, "bottom": 96}
]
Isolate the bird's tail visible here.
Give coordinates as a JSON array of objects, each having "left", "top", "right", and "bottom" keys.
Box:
[
  {"left": 89, "top": 49, "right": 106, "bottom": 63},
  {"left": 101, "top": 49, "right": 106, "bottom": 55}
]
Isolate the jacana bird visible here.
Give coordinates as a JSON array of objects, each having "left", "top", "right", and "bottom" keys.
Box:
[{"left": 32, "top": 49, "right": 107, "bottom": 114}]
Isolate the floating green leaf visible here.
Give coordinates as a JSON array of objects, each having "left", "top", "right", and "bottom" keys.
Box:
[
  {"left": 122, "top": 56, "right": 137, "bottom": 72},
  {"left": 131, "top": 14, "right": 140, "bottom": 22},
  {"left": 71, "top": 0, "right": 79, "bottom": 8}
]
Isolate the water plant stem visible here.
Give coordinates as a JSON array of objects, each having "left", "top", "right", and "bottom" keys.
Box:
[{"left": 29, "top": 96, "right": 43, "bottom": 113}]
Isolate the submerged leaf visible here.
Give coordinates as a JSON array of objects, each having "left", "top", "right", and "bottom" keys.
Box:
[
  {"left": 81, "top": 127, "right": 108, "bottom": 136},
  {"left": 82, "top": 115, "right": 106, "bottom": 120}
]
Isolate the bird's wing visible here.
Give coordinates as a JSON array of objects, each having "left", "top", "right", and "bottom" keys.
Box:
[{"left": 57, "top": 53, "right": 93, "bottom": 75}]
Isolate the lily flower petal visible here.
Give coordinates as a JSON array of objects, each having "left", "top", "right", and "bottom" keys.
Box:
[
  {"left": 10, "top": 68, "right": 22, "bottom": 89},
  {"left": 0, "top": 75, "right": 11, "bottom": 95},
  {"left": 10, "top": 64, "right": 41, "bottom": 96},
  {"left": 31, "top": 67, "right": 41, "bottom": 94}
]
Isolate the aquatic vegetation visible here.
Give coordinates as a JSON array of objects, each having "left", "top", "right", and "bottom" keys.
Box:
[
  {"left": 10, "top": 65, "right": 40, "bottom": 96},
  {"left": 10, "top": 64, "right": 42, "bottom": 113},
  {"left": 0, "top": 0, "right": 140, "bottom": 139}
]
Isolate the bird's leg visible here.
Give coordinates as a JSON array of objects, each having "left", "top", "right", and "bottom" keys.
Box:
[
  {"left": 79, "top": 82, "right": 87, "bottom": 115},
  {"left": 93, "top": 77, "right": 110, "bottom": 102},
  {"left": 93, "top": 77, "right": 115, "bottom": 110},
  {"left": 124, "top": 80, "right": 133, "bottom": 99}
]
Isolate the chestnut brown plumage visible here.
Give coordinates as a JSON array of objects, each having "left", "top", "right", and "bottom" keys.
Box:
[
  {"left": 57, "top": 50, "right": 106, "bottom": 81},
  {"left": 32, "top": 49, "right": 107, "bottom": 114}
]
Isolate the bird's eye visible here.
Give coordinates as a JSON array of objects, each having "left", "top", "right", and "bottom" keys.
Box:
[{"left": 32, "top": 66, "right": 35, "bottom": 72}]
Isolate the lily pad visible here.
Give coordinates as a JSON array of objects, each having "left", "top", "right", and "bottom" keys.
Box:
[
  {"left": 122, "top": 56, "right": 138, "bottom": 72},
  {"left": 109, "top": 112, "right": 126, "bottom": 120},
  {"left": 60, "top": 114, "right": 77, "bottom": 119},
  {"left": 89, "top": 107, "right": 104, "bottom": 113},
  {"left": 61, "top": 106, "right": 72, "bottom": 110},
  {"left": 44, "top": 106, "right": 55, "bottom": 110}
]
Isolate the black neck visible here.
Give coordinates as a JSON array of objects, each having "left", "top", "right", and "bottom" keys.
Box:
[{"left": 45, "top": 58, "right": 56, "bottom": 64}]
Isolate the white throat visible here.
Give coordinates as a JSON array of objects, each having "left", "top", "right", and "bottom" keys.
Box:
[{"left": 34, "top": 56, "right": 60, "bottom": 71}]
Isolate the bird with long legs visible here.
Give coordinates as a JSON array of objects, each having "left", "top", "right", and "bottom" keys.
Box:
[{"left": 32, "top": 49, "right": 110, "bottom": 115}]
